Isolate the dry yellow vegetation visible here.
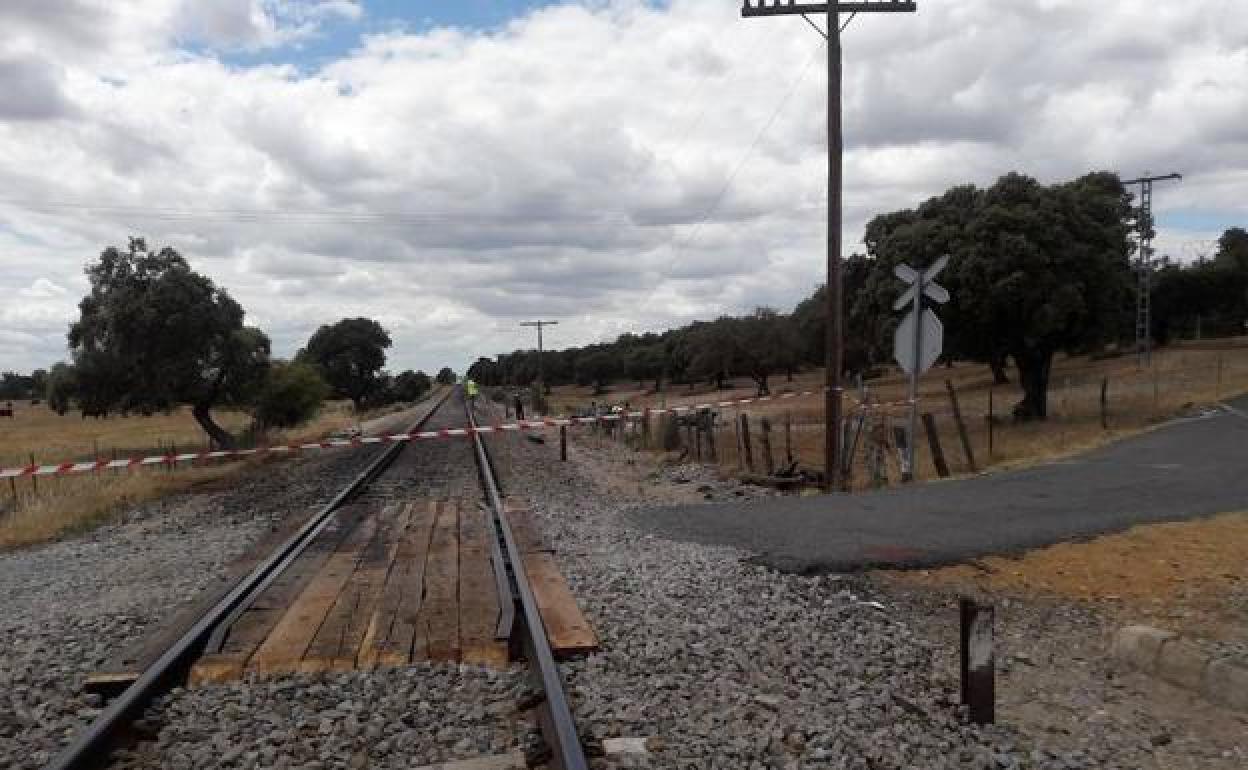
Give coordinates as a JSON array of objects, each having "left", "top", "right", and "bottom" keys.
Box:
[
  {"left": 0, "top": 400, "right": 368, "bottom": 549},
  {"left": 880, "top": 511, "right": 1248, "bottom": 647}
]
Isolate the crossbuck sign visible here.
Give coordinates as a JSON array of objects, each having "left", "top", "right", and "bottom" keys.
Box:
[{"left": 892, "top": 255, "right": 950, "bottom": 481}]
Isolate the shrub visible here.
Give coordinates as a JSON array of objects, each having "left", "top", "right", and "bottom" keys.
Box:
[{"left": 254, "top": 361, "right": 329, "bottom": 430}]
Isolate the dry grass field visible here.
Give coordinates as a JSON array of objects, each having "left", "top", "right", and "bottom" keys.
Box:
[
  {"left": 546, "top": 336, "right": 1248, "bottom": 489},
  {"left": 0, "top": 400, "right": 373, "bottom": 549},
  {"left": 881, "top": 511, "right": 1248, "bottom": 650}
]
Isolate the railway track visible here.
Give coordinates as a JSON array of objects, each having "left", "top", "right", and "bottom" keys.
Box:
[{"left": 48, "top": 387, "right": 589, "bottom": 770}]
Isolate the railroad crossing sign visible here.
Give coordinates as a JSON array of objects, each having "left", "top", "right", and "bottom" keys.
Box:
[
  {"left": 892, "top": 255, "right": 949, "bottom": 375},
  {"left": 894, "top": 307, "right": 943, "bottom": 376},
  {"left": 892, "top": 256, "right": 950, "bottom": 482}
]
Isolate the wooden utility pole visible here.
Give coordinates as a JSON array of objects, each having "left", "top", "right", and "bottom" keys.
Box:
[
  {"left": 519, "top": 320, "right": 558, "bottom": 410},
  {"left": 742, "top": 1, "right": 917, "bottom": 491}
]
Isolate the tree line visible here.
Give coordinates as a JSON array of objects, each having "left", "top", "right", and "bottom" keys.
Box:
[
  {"left": 31, "top": 238, "right": 458, "bottom": 448},
  {"left": 469, "top": 171, "right": 1248, "bottom": 420}
]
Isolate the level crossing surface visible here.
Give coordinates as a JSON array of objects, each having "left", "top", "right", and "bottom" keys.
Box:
[{"left": 629, "top": 395, "right": 1248, "bottom": 573}]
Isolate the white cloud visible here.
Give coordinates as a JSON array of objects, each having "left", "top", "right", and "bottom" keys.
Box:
[
  {"left": 0, "top": 0, "right": 1245, "bottom": 375},
  {"left": 18, "top": 278, "right": 69, "bottom": 299}
]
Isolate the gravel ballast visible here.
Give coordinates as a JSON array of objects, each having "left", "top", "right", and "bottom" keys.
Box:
[
  {"left": 0, "top": 446, "right": 386, "bottom": 769},
  {"left": 483, "top": 425, "right": 1246, "bottom": 769}
]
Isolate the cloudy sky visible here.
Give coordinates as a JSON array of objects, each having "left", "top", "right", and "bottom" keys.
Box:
[{"left": 2, "top": 0, "right": 1245, "bottom": 375}]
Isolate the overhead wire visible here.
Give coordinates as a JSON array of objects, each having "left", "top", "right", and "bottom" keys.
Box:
[{"left": 665, "top": 37, "right": 824, "bottom": 263}]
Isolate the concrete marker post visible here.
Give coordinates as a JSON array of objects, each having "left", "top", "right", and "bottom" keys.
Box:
[{"left": 959, "top": 597, "right": 995, "bottom": 725}]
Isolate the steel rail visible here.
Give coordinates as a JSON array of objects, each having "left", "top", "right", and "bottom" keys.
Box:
[
  {"left": 465, "top": 401, "right": 589, "bottom": 770},
  {"left": 47, "top": 388, "right": 455, "bottom": 770}
]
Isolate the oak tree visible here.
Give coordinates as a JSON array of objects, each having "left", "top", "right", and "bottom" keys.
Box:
[{"left": 69, "top": 238, "right": 270, "bottom": 447}]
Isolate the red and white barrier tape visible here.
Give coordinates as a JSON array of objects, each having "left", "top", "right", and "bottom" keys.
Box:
[{"left": 0, "top": 387, "right": 932, "bottom": 480}]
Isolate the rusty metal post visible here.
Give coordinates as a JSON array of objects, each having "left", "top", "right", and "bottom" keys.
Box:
[{"left": 959, "top": 597, "right": 995, "bottom": 725}]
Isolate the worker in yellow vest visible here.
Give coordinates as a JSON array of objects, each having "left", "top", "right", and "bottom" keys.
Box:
[{"left": 465, "top": 378, "right": 479, "bottom": 405}]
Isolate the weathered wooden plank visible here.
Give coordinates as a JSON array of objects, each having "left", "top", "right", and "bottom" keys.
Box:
[
  {"left": 363, "top": 500, "right": 438, "bottom": 668},
  {"left": 189, "top": 506, "right": 369, "bottom": 685},
  {"left": 332, "top": 503, "right": 412, "bottom": 670},
  {"left": 502, "top": 502, "right": 551, "bottom": 554},
  {"left": 300, "top": 504, "right": 400, "bottom": 672},
  {"left": 414, "top": 500, "right": 460, "bottom": 662},
  {"left": 458, "top": 500, "right": 508, "bottom": 668},
  {"left": 247, "top": 510, "right": 379, "bottom": 675},
  {"left": 523, "top": 552, "right": 598, "bottom": 657}
]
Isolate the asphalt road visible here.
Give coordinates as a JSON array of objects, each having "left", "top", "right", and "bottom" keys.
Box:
[{"left": 628, "top": 396, "right": 1248, "bottom": 574}]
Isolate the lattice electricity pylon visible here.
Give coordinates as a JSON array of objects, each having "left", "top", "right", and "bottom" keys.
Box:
[{"left": 1123, "top": 172, "right": 1181, "bottom": 366}]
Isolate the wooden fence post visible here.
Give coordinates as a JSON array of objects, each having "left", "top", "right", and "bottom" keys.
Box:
[
  {"left": 559, "top": 425, "right": 567, "bottom": 462},
  {"left": 29, "top": 452, "right": 37, "bottom": 495},
  {"left": 1099, "top": 377, "right": 1109, "bottom": 430},
  {"left": 759, "top": 417, "right": 775, "bottom": 475},
  {"left": 784, "top": 411, "right": 793, "bottom": 465},
  {"left": 986, "top": 386, "right": 995, "bottom": 459},
  {"left": 642, "top": 409, "right": 651, "bottom": 449},
  {"left": 692, "top": 420, "right": 701, "bottom": 461},
  {"left": 739, "top": 414, "right": 754, "bottom": 472},
  {"left": 701, "top": 410, "right": 717, "bottom": 463},
  {"left": 922, "top": 413, "right": 950, "bottom": 478},
  {"left": 1216, "top": 354, "right": 1224, "bottom": 401},
  {"left": 734, "top": 414, "right": 743, "bottom": 471},
  {"left": 945, "top": 380, "right": 977, "bottom": 472}
]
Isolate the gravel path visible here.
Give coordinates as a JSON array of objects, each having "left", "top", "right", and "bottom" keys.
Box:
[
  {"left": 0, "top": 447, "right": 385, "bottom": 769},
  {"left": 111, "top": 391, "right": 542, "bottom": 769},
  {"left": 481, "top": 424, "right": 1244, "bottom": 769}
]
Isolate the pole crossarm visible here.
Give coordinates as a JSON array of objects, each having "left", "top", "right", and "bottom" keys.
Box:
[
  {"left": 742, "top": 1, "right": 916, "bottom": 16},
  {"left": 1123, "top": 172, "right": 1182, "bottom": 185}
]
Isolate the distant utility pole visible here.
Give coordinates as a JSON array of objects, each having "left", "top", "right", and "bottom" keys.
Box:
[
  {"left": 741, "top": 1, "right": 917, "bottom": 491},
  {"left": 1123, "top": 172, "right": 1181, "bottom": 367},
  {"left": 519, "top": 320, "right": 558, "bottom": 403}
]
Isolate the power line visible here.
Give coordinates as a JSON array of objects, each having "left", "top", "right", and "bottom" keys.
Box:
[{"left": 668, "top": 40, "right": 824, "bottom": 258}]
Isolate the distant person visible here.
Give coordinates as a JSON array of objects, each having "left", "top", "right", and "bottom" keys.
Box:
[
  {"left": 465, "top": 378, "right": 479, "bottom": 406},
  {"left": 514, "top": 394, "right": 525, "bottom": 421}
]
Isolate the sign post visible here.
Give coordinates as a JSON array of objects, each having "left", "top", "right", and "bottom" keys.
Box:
[{"left": 893, "top": 256, "right": 949, "bottom": 481}]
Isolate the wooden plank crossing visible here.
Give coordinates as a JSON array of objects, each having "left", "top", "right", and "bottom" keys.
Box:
[{"left": 175, "top": 497, "right": 599, "bottom": 685}]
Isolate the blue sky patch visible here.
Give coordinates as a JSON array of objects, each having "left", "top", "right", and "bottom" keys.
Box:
[{"left": 214, "top": 0, "right": 567, "bottom": 72}]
